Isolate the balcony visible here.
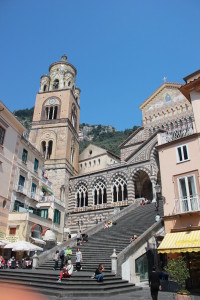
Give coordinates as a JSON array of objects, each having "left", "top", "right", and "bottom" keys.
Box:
[
  {"left": 30, "top": 192, "right": 40, "bottom": 201},
  {"left": 160, "top": 125, "right": 194, "bottom": 145},
  {"left": 41, "top": 195, "right": 65, "bottom": 208},
  {"left": 17, "top": 185, "right": 27, "bottom": 196},
  {"left": 174, "top": 196, "right": 200, "bottom": 214},
  {"left": 41, "top": 176, "right": 53, "bottom": 189}
]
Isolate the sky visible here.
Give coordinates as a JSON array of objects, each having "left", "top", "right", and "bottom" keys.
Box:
[{"left": 0, "top": 0, "right": 200, "bottom": 131}]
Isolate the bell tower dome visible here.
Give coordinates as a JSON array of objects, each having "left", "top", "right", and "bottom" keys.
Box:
[{"left": 29, "top": 55, "right": 81, "bottom": 199}]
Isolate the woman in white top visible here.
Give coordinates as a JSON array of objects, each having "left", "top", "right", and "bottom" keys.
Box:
[{"left": 75, "top": 248, "right": 82, "bottom": 271}]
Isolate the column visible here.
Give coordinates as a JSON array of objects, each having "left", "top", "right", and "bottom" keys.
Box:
[
  {"left": 150, "top": 176, "right": 157, "bottom": 202},
  {"left": 127, "top": 178, "right": 135, "bottom": 202}
]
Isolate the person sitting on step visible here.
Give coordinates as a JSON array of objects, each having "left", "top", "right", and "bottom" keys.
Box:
[
  {"left": 130, "top": 234, "right": 138, "bottom": 243},
  {"left": 104, "top": 221, "right": 109, "bottom": 229},
  {"left": 57, "top": 260, "right": 73, "bottom": 283},
  {"left": 107, "top": 220, "right": 112, "bottom": 228},
  {"left": 94, "top": 264, "right": 104, "bottom": 282}
]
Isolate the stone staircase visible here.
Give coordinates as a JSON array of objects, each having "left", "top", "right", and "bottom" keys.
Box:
[
  {"left": 0, "top": 201, "right": 163, "bottom": 297},
  {"left": 38, "top": 201, "right": 163, "bottom": 272}
]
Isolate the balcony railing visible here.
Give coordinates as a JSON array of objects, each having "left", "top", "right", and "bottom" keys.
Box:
[
  {"left": 175, "top": 196, "right": 200, "bottom": 214},
  {"left": 41, "top": 176, "right": 53, "bottom": 189},
  {"left": 160, "top": 125, "right": 194, "bottom": 145},
  {"left": 41, "top": 195, "right": 65, "bottom": 208},
  {"left": 17, "top": 185, "right": 27, "bottom": 195},
  {"left": 30, "top": 192, "right": 40, "bottom": 201}
]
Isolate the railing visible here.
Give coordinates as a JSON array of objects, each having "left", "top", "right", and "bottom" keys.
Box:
[
  {"left": 30, "top": 192, "right": 40, "bottom": 201},
  {"left": 41, "top": 176, "right": 53, "bottom": 189},
  {"left": 41, "top": 195, "right": 65, "bottom": 208},
  {"left": 17, "top": 185, "right": 27, "bottom": 195},
  {"left": 92, "top": 203, "right": 108, "bottom": 210},
  {"left": 160, "top": 125, "right": 194, "bottom": 145},
  {"left": 74, "top": 206, "right": 88, "bottom": 212},
  {"left": 174, "top": 196, "right": 200, "bottom": 214},
  {"left": 111, "top": 200, "right": 129, "bottom": 207}
]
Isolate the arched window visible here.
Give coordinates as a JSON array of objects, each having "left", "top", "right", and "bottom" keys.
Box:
[
  {"left": 46, "top": 106, "right": 58, "bottom": 120},
  {"left": 76, "top": 183, "right": 88, "bottom": 207},
  {"left": 53, "top": 79, "right": 59, "bottom": 90},
  {"left": 43, "top": 85, "right": 47, "bottom": 92},
  {"left": 70, "top": 148, "right": 74, "bottom": 164},
  {"left": 42, "top": 140, "right": 53, "bottom": 160},
  {"left": 71, "top": 104, "right": 77, "bottom": 129},
  {"left": 170, "top": 122, "right": 174, "bottom": 131},
  {"left": 68, "top": 81, "right": 71, "bottom": 87},
  {"left": 47, "top": 140, "right": 53, "bottom": 159},
  {"left": 41, "top": 141, "right": 46, "bottom": 158},
  {"left": 112, "top": 175, "right": 128, "bottom": 202},
  {"left": 93, "top": 180, "right": 107, "bottom": 205}
]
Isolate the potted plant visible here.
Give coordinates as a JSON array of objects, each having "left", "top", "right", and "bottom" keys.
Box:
[{"left": 164, "top": 257, "right": 190, "bottom": 300}]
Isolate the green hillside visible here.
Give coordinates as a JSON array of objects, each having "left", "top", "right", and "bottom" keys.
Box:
[{"left": 13, "top": 107, "right": 138, "bottom": 156}]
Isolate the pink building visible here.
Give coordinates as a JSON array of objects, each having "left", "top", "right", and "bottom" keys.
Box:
[{"left": 157, "top": 70, "right": 200, "bottom": 288}]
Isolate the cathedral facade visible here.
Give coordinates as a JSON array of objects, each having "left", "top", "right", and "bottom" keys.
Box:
[{"left": 29, "top": 56, "right": 194, "bottom": 236}]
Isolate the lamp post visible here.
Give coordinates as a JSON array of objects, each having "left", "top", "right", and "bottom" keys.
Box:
[{"left": 155, "top": 184, "right": 161, "bottom": 211}]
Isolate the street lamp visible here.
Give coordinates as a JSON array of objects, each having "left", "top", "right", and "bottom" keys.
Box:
[{"left": 155, "top": 184, "right": 161, "bottom": 211}]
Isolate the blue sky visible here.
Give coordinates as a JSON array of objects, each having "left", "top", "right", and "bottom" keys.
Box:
[{"left": 0, "top": 0, "right": 200, "bottom": 130}]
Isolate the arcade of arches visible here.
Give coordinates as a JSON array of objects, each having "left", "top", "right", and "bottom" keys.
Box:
[{"left": 73, "top": 170, "right": 157, "bottom": 209}]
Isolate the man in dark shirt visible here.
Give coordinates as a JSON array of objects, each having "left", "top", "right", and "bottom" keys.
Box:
[{"left": 149, "top": 266, "right": 161, "bottom": 300}]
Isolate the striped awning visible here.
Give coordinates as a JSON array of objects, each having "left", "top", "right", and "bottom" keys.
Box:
[{"left": 158, "top": 230, "right": 200, "bottom": 253}]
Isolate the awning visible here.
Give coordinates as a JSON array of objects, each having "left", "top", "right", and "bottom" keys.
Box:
[
  {"left": 42, "top": 186, "right": 53, "bottom": 195},
  {"left": 158, "top": 230, "right": 200, "bottom": 254},
  {"left": 30, "top": 237, "right": 46, "bottom": 245}
]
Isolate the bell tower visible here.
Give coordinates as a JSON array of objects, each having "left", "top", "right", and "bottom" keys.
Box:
[{"left": 29, "top": 55, "right": 81, "bottom": 199}]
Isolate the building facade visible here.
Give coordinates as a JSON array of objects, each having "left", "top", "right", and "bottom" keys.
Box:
[
  {"left": 7, "top": 133, "right": 65, "bottom": 245},
  {"left": 157, "top": 70, "right": 200, "bottom": 288},
  {"left": 26, "top": 57, "right": 195, "bottom": 236},
  {"left": 0, "top": 101, "right": 24, "bottom": 237}
]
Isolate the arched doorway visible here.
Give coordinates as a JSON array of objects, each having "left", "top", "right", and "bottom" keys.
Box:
[{"left": 134, "top": 170, "right": 153, "bottom": 200}]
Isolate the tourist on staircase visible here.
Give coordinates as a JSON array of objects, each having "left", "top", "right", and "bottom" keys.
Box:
[
  {"left": 76, "top": 230, "right": 82, "bottom": 246},
  {"left": 65, "top": 245, "right": 72, "bottom": 265},
  {"left": 75, "top": 248, "right": 82, "bottom": 271},
  {"left": 94, "top": 264, "right": 104, "bottom": 282},
  {"left": 59, "top": 248, "right": 65, "bottom": 270},
  {"left": 57, "top": 260, "right": 73, "bottom": 283},
  {"left": 53, "top": 250, "right": 59, "bottom": 270}
]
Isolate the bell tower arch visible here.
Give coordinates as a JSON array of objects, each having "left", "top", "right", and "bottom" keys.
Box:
[{"left": 29, "top": 55, "right": 81, "bottom": 199}]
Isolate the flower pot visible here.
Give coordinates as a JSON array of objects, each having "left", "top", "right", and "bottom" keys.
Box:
[{"left": 175, "top": 293, "right": 191, "bottom": 300}]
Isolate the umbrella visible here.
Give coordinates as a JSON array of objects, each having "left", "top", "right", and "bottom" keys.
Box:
[
  {"left": 4, "top": 241, "right": 43, "bottom": 251},
  {"left": 0, "top": 239, "right": 9, "bottom": 247}
]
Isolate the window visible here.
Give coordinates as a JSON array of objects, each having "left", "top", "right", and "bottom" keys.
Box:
[
  {"left": 54, "top": 209, "right": 61, "bottom": 224},
  {"left": 0, "top": 126, "right": 5, "bottom": 145},
  {"left": 40, "top": 209, "right": 48, "bottom": 219},
  {"left": 22, "top": 148, "right": 28, "bottom": 163},
  {"left": 53, "top": 79, "right": 59, "bottom": 90},
  {"left": 2, "top": 199, "right": 6, "bottom": 209},
  {"left": 14, "top": 200, "right": 25, "bottom": 212},
  {"left": 176, "top": 145, "right": 189, "bottom": 163},
  {"left": 46, "top": 106, "right": 58, "bottom": 120},
  {"left": 18, "top": 175, "right": 25, "bottom": 187},
  {"left": 76, "top": 183, "right": 88, "bottom": 207},
  {"left": 9, "top": 228, "right": 16, "bottom": 235},
  {"left": 31, "top": 183, "right": 37, "bottom": 196},
  {"left": 178, "top": 174, "right": 198, "bottom": 212},
  {"left": 34, "top": 158, "right": 39, "bottom": 172}
]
